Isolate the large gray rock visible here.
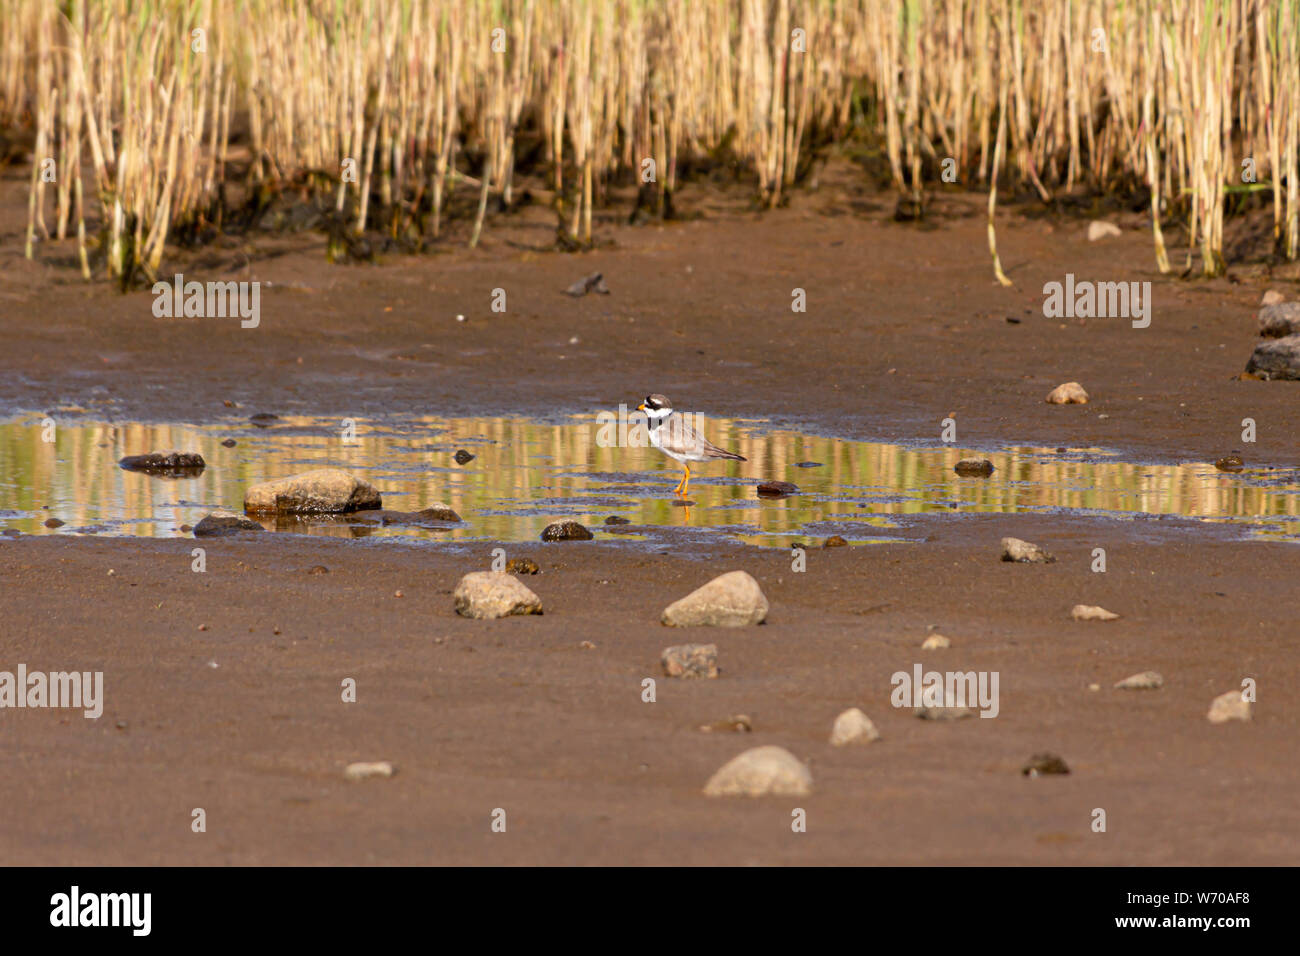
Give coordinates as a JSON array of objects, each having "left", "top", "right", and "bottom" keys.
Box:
[
  {"left": 453, "top": 572, "right": 543, "bottom": 619},
  {"left": 244, "top": 469, "right": 381, "bottom": 514},
  {"left": 193, "top": 510, "right": 264, "bottom": 537},
  {"left": 703, "top": 745, "right": 812, "bottom": 797},
  {"left": 1258, "top": 302, "right": 1300, "bottom": 337},
  {"left": 661, "top": 571, "right": 768, "bottom": 627},
  {"left": 1246, "top": 334, "right": 1300, "bottom": 380}
]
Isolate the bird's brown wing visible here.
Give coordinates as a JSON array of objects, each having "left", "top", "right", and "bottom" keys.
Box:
[
  {"left": 668, "top": 415, "right": 746, "bottom": 461},
  {"left": 699, "top": 435, "right": 746, "bottom": 461}
]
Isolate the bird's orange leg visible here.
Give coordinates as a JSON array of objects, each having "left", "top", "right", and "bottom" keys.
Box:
[{"left": 673, "top": 462, "right": 691, "bottom": 495}]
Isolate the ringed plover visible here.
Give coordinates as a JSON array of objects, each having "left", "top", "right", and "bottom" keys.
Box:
[{"left": 636, "top": 394, "right": 746, "bottom": 496}]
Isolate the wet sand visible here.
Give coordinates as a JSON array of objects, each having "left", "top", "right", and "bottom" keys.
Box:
[
  {"left": 4, "top": 163, "right": 1298, "bottom": 465},
  {"left": 2, "top": 519, "right": 1295, "bottom": 865},
  {"left": 1, "top": 160, "right": 1298, "bottom": 864}
]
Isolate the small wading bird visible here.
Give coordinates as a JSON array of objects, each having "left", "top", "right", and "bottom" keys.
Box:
[{"left": 637, "top": 394, "right": 746, "bottom": 496}]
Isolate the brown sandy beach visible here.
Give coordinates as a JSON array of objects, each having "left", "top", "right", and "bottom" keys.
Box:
[
  {"left": 2, "top": 518, "right": 1296, "bottom": 865},
  {"left": 2, "top": 162, "right": 1299, "bottom": 866}
]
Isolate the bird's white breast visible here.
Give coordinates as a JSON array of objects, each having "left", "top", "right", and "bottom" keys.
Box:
[{"left": 645, "top": 409, "right": 672, "bottom": 450}]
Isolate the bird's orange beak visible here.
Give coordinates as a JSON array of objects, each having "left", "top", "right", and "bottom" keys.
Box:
[{"left": 636, "top": 402, "right": 646, "bottom": 411}]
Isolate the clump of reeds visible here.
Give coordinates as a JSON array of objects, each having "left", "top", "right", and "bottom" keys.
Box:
[{"left": 7, "top": 0, "right": 1299, "bottom": 282}]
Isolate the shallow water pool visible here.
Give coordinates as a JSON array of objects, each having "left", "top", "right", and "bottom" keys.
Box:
[{"left": 1, "top": 412, "right": 1298, "bottom": 547}]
